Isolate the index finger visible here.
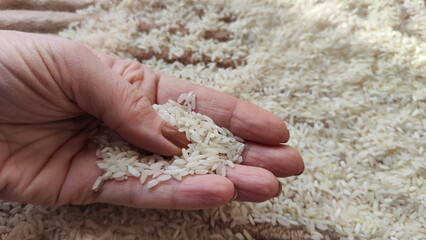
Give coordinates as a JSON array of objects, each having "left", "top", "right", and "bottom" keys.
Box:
[{"left": 156, "top": 73, "right": 289, "bottom": 144}]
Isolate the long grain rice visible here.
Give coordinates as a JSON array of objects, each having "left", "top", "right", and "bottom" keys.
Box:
[{"left": 92, "top": 92, "right": 244, "bottom": 190}]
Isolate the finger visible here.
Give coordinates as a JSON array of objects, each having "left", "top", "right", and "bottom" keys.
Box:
[
  {"left": 94, "top": 175, "right": 235, "bottom": 210},
  {"left": 91, "top": 52, "right": 289, "bottom": 145},
  {"left": 226, "top": 165, "right": 280, "bottom": 202},
  {"left": 0, "top": 0, "right": 94, "bottom": 11},
  {"left": 0, "top": 10, "right": 86, "bottom": 33},
  {"left": 241, "top": 142, "right": 304, "bottom": 177}
]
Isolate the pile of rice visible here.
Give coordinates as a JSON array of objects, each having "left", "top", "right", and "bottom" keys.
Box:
[
  {"left": 92, "top": 91, "right": 244, "bottom": 191},
  {"left": 1, "top": 0, "right": 425, "bottom": 239}
]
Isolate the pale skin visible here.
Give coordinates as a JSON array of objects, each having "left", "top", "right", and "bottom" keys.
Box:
[{"left": 0, "top": 30, "right": 304, "bottom": 210}]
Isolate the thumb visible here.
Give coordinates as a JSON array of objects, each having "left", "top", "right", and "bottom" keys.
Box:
[{"left": 57, "top": 41, "right": 188, "bottom": 156}]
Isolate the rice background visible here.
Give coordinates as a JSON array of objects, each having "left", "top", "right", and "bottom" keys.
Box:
[{"left": 0, "top": 0, "right": 425, "bottom": 239}]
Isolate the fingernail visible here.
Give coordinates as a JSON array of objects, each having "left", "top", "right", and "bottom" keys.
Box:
[
  {"left": 232, "top": 187, "right": 238, "bottom": 201},
  {"left": 295, "top": 162, "right": 305, "bottom": 176},
  {"left": 161, "top": 123, "right": 190, "bottom": 149},
  {"left": 274, "top": 181, "right": 282, "bottom": 198}
]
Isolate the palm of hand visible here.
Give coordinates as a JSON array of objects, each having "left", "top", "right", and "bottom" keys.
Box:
[
  {"left": 0, "top": 115, "right": 98, "bottom": 206},
  {"left": 0, "top": 33, "right": 102, "bottom": 206},
  {"left": 0, "top": 31, "right": 303, "bottom": 209}
]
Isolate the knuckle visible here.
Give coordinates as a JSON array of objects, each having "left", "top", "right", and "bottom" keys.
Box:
[
  {"left": 126, "top": 93, "right": 152, "bottom": 116},
  {"left": 117, "top": 91, "right": 153, "bottom": 128}
]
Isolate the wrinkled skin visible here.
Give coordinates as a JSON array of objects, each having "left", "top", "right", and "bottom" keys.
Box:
[{"left": 0, "top": 31, "right": 303, "bottom": 210}]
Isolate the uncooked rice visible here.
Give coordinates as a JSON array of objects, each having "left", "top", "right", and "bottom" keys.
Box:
[
  {"left": 92, "top": 91, "right": 244, "bottom": 191},
  {"left": 1, "top": 0, "right": 426, "bottom": 239}
]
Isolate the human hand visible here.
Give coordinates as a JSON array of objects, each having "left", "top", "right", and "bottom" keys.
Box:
[{"left": 0, "top": 31, "right": 303, "bottom": 209}]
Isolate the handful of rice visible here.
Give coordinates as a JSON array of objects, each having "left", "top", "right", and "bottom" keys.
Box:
[{"left": 92, "top": 92, "right": 244, "bottom": 191}]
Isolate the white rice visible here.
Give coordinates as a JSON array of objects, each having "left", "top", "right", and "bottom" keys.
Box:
[{"left": 92, "top": 91, "right": 245, "bottom": 190}]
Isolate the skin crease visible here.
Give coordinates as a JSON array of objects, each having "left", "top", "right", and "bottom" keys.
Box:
[{"left": 0, "top": 30, "right": 304, "bottom": 210}]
